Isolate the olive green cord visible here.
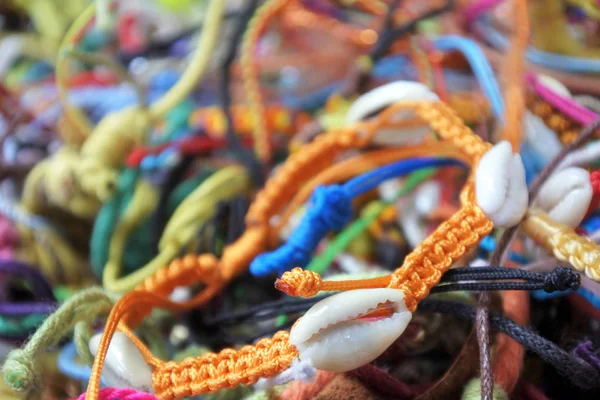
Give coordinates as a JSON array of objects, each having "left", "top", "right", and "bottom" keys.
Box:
[
  {"left": 306, "top": 168, "right": 437, "bottom": 274},
  {"left": 462, "top": 378, "right": 508, "bottom": 400},
  {"left": 73, "top": 321, "right": 95, "bottom": 365},
  {"left": 2, "top": 288, "right": 113, "bottom": 392}
]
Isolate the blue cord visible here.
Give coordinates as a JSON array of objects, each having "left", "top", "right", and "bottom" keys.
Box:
[
  {"left": 473, "top": 18, "right": 600, "bottom": 74},
  {"left": 531, "top": 285, "right": 600, "bottom": 310},
  {"left": 57, "top": 341, "right": 107, "bottom": 385},
  {"left": 432, "top": 35, "right": 505, "bottom": 120},
  {"left": 250, "top": 157, "right": 465, "bottom": 276},
  {"left": 479, "top": 235, "right": 530, "bottom": 264}
]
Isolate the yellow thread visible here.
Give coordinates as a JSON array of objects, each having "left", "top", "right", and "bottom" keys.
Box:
[
  {"left": 102, "top": 166, "right": 250, "bottom": 293},
  {"left": 523, "top": 209, "right": 600, "bottom": 282}
]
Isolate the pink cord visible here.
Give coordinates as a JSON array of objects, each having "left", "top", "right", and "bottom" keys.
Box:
[
  {"left": 74, "top": 388, "right": 158, "bottom": 400},
  {"left": 463, "top": 0, "right": 504, "bottom": 25},
  {"left": 527, "top": 73, "right": 598, "bottom": 125}
]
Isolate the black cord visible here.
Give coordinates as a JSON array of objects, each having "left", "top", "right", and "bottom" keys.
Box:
[
  {"left": 202, "top": 266, "right": 579, "bottom": 326},
  {"left": 370, "top": 0, "right": 454, "bottom": 62},
  {"left": 220, "top": 0, "right": 265, "bottom": 185},
  {"left": 418, "top": 298, "right": 600, "bottom": 390}
]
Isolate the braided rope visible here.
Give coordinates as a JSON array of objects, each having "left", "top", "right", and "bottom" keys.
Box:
[
  {"left": 153, "top": 331, "right": 298, "bottom": 399},
  {"left": 524, "top": 208, "right": 600, "bottom": 282}
]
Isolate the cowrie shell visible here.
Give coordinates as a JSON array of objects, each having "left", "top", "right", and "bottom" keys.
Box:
[
  {"left": 533, "top": 167, "right": 592, "bottom": 228},
  {"left": 345, "top": 81, "right": 439, "bottom": 146},
  {"left": 475, "top": 141, "right": 528, "bottom": 228},
  {"left": 89, "top": 332, "right": 153, "bottom": 392},
  {"left": 290, "top": 289, "right": 412, "bottom": 372}
]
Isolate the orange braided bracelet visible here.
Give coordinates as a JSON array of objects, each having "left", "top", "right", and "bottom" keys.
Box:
[{"left": 85, "top": 100, "right": 495, "bottom": 400}]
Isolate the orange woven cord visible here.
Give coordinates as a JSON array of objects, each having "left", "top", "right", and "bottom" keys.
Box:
[
  {"left": 152, "top": 331, "right": 298, "bottom": 399},
  {"left": 137, "top": 254, "right": 219, "bottom": 296},
  {"left": 388, "top": 184, "right": 494, "bottom": 311},
  {"left": 275, "top": 104, "right": 495, "bottom": 302},
  {"left": 283, "top": 2, "right": 380, "bottom": 49},
  {"left": 246, "top": 127, "right": 360, "bottom": 225},
  {"left": 241, "top": 0, "right": 293, "bottom": 163},
  {"left": 276, "top": 268, "right": 392, "bottom": 297},
  {"left": 276, "top": 185, "right": 493, "bottom": 306},
  {"left": 500, "top": 0, "right": 530, "bottom": 150},
  {"left": 246, "top": 101, "right": 431, "bottom": 225},
  {"left": 414, "top": 102, "right": 492, "bottom": 161},
  {"left": 271, "top": 143, "right": 473, "bottom": 245}
]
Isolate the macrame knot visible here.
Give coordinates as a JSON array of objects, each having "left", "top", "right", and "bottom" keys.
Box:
[
  {"left": 309, "top": 185, "right": 353, "bottom": 231},
  {"left": 250, "top": 185, "right": 352, "bottom": 276},
  {"left": 275, "top": 268, "right": 322, "bottom": 298},
  {"left": 2, "top": 349, "right": 37, "bottom": 392},
  {"left": 544, "top": 266, "right": 580, "bottom": 293}
]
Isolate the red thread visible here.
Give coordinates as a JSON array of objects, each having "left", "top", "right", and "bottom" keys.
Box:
[
  {"left": 125, "top": 136, "right": 255, "bottom": 167},
  {"left": 74, "top": 388, "right": 157, "bottom": 400},
  {"left": 585, "top": 170, "right": 600, "bottom": 218}
]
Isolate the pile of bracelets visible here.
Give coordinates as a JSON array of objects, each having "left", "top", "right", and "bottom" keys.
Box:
[{"left": 1, "top": 0, "right": 600, "bottom": 399}]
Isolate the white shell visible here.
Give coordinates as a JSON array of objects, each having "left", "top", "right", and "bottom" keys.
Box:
[
  {"left": 345, "top": 81, "right": 439, "bottom": 146},
  {"left": 290, "top": 289, "right": 412, "bottom": 372},
  {"left": 524, "top": 111, "right": 562, "bottom": 163},
  {"left": 89, "top": 332, "right": 154, "bottom": 392},
  {"left": 475, "top": 141, "right": 529, "bottom": 228},
  {"left": 398, "top": 197, "right": 426, "bottom": 248},
  {"left": 414, "top": 181, "right": 441, "bottom": 216},
  {"left": 538, "top": 75, "right": 572, "bottom": 98},
  {"left": 533, "top": 167, "right": 592, "bottom": 228}
]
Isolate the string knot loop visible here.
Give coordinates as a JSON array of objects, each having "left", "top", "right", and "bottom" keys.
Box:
[
  {"left": 250, "top": 185, "right": 352, "bottom": 276},
  {"left": 544, "top": 266, "right": 580, "bottom": 293},
  {"left": 275, "top": 268, "right": 323, "bottom": 297}
]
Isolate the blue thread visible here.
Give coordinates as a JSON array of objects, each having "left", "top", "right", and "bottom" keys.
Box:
[
  {"left": 57, "top": 341, "right": 107, "bottom": 386},
  {"left": 432, "top": 35, "right": 504, "bottom": 120},
  {"left": 531, "top": 286, "right": 600, "bottom": 310},
  {"left": 479, "top": 235, "right": 530, "bottom": 264},
  {"left": 250, "top": 157, "right": 464, "bottom": 276},
  {"left": 576, "top": 286, "right": 600, "bottom": 310},
  {"left": 250, "top": 185, "right": 353, "bottom": 276},
  {"left": 473, "top": 18, "right": 600, "bottom": 74},
  {"left": 582, "top": 214, "right": 600, "bottom": 233}
]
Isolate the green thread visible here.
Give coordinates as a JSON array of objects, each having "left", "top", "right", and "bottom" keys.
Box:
[
  {"left": 91, "top": 168, "right": 139, "bottom": 277},
  {"left": 461, "top": 378, "right": 508, "bottom": 400},
  {"left": 2, "top": 288, "right": 113, "bottom": 392},
  {"left": 306, "top": 168, "right": 437, "bottom": 274}
]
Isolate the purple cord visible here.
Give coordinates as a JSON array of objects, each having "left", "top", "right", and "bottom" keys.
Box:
[
  {"left": 0, "top": 259, "right": 56, "bottom": 316},
  {"left": 574, "top": 341, "right": 600, "bottom": 371}
]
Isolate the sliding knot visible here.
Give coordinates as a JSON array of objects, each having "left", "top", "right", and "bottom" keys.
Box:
[
  {"left": 275, "top": 268, "right": 322, "bottom": 298},
  {"left": 250, "top": 185, "right": 352, "bottom": 276},
  {"left": 544, "top": 267, "right": 580, "bottom": 293},
  {"left": 2, "top": 349, "right": 36, "bottom": 392}
]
